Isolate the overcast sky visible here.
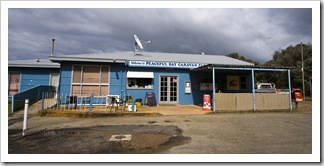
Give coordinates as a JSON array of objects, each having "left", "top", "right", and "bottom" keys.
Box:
[{"left": 8, "top": 8, "right": 312, "bottom": 63}]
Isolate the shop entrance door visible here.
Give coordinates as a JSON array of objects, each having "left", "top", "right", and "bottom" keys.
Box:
[{"left": 160, "top": 76, "right": 178, "bottom": 104}]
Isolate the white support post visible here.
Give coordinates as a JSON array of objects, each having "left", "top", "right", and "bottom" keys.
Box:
[
  {"left": 22, "top": 99, "right": 29, "bottom": 136},
  {"left": 212, "top": 67, "right": 216, "bottom": 112},
  {"left": 251, "top": 69, "right": 256, "bottom": 111},
  {"left": 288, "top": 69, "right": 292, "bottom": 110}
]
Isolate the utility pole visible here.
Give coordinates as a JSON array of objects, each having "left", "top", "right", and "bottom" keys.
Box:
[{"left": 301, "top": 42, "right": 305, "bottom": 101}]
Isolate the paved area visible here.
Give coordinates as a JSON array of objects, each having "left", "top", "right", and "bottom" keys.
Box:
[{"left": 9, "top": 100, "right": 43, "bottom": 119}]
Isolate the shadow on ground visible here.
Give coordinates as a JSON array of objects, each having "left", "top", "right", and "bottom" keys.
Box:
[{"left": 9, "top": 125, "right": 191, "bottom": 154}]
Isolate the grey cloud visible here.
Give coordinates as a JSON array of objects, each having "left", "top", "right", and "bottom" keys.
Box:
[
  {"left": 270, "top": 8, "right": 312, "bottom": 36},
  {"left": 8, "top": 8, "right": 312, "bottom": 63}
]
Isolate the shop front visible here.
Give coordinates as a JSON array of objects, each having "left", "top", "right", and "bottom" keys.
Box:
[{"left": 49, "top": 51, "right": 255, "bottom": 107}]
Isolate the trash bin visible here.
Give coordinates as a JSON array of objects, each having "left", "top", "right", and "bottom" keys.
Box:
[
  {"left": 291, "top": 88, "right": 303, "bottom": 102},
  {"left": 135, "top": 98, "right": 142, "bottom": 107}
]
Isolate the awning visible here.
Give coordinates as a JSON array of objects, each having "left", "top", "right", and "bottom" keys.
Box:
[{"left": 126, "top": 71, "right": 154, "bottom": 78}]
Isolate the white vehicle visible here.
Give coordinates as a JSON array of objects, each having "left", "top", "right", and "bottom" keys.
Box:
[{"left": 255, "top": 82, "right": 276, "bottom": 93}]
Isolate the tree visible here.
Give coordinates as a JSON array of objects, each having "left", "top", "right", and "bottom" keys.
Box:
[
  {"left": 227, "top": 53, "right": 261, "bottom": 66},
  {"left": 226, "top": 43, "right": 312, "bottom": 97},
  {"left": 264, "top": 43, "right": 312, "bottom": 96}
]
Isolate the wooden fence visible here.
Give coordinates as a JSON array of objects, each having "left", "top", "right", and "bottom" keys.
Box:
[{"left": 215, "top": 93, "right": 290, "bottom": 111}]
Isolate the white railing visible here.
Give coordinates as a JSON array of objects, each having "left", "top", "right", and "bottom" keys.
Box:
[{"left": 42, "top": 93, "right": 127, "bottom": 112}]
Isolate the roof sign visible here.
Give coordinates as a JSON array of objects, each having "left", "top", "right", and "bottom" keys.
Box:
[{"left": 128, "top": 61, "right": 205, "bottom": 69}]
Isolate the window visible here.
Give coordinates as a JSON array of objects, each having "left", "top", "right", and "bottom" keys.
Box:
[
  {"left": 71, "top": 65, "right": 109, "bottom": 96},
  {"left": 240, "top": 76, "right": 247, "bottom": 90},
  {"left": 9, "top": 73, "right": 20, "bottom": 95},
  {"left": 127, "top": 71, "right": 154, "bottom": 89}
]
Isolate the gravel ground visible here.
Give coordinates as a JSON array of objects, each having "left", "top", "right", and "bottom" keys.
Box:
[
  {"left": 7, "top": 99, "right": 313, "bottom": 155},
  {"left": 8, "top": 111, "right": 312, "bottom": 154}
]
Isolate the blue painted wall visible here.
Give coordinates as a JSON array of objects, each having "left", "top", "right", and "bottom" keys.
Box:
[
  {"left": 109, "top": 64, "right": 126, "bottom": 97},
  {"left": 8, "top": 67, "right": 59, "bottom": 93},
  {"left": 58, "top": 62, "right": 72, "bottom": 96}
]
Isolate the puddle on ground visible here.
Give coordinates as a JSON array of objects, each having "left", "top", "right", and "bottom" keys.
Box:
[
  {"left": 148, "top": 121, "right": 157, "bottom": 124},
  {"left": 8, "top": 129, "right": 22, "bottom": 135},
  {"left": 38, "top": 130, "right": 80, "bottom": 136},
  {"left": 8, "top": 125, "right": 191, "bottom": 154}
]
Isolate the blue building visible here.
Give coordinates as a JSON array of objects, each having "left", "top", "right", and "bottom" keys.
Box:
[
  {"left": 49, "top": 51, "right": 254, "bottom": 106},
  {"left": 8, "top": 59, "right": 60, "bottom": 95}
]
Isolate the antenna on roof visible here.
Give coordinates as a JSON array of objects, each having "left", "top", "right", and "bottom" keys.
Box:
[{"left": 134, "top": 34, "right": 151, "bottom": 56}]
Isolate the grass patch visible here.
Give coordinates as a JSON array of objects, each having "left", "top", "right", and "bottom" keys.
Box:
[
  {"left": 292, "top": 107, "right": 305, "bottom": 113},
  {"left": 292, "top": 101, "right": 311, "bottom": 113},
  {"left": 8, "top": 102, "right": 13, "bottom": 117},
  {"left": 302, "top": 100, "right": 312, "bottom": 104}
]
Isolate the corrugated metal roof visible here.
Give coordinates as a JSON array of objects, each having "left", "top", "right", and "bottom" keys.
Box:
[
  {"left": 208, "top": 64, "right": 290, "bottom": 69},
  {"left": 8, "top": 59, "right": 60, "bottom": 68},
  {"left": 49, "top": 51, "right": 254, "bottom": 66},
  {"left": 192, "top": 65, "right": 290, "bottom": 73}
]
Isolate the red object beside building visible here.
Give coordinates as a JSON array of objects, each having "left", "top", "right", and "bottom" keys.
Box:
[
  {"left": 291, "top": 88, "right": 303, "bottom": 102},
  {"left": 203, "top": 94, "right": 211, "bottom": 111}
]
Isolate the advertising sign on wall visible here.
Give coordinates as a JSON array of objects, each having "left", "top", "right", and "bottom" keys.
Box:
[
  {"left": 227, "top": 75, "right": 240, "bottom": 90},
  {"left": 203, "top": 94, "right": 211, "bottom": 111}
]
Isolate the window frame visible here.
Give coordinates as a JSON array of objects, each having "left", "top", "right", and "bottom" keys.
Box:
[
  {"left": 71, "top": 65, "right": 110, "bottom": 97},
  {"left": 127, "top": 77, "right": 154, "bottom": 89},
  {"left": 126, "top": 71, "right": 154, "bottom": 89},
  {"left": 8, "top": 72, "right": 21, "bottom": 95}
]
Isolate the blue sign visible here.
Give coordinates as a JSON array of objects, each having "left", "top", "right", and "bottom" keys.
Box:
[{"left": 128, "top": 61, "right": 205, "bottom": 69}]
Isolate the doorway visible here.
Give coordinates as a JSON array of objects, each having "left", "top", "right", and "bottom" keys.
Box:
[{"left": 159, "top": 76, "right": 178, "bottom": 104}]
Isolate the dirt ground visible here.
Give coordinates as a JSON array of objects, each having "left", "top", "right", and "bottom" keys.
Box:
[
  {"left": 7, "top": 100, "right": 313, "bottom": 155},
  {"left": 292, "top": 100, "right": 312, "bottom": 112},
  {"left": 9, "top": 125, "right": 190, "bottom": 154}
]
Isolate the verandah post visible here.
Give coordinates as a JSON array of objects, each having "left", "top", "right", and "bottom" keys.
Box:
[
  {"left": 212, "top": 67, "right": 216, "bottom": 112},
  {"left": 42, "top": 92, "right": 45, "bottom": 110},
  {"left": 288, "top": 69, "right": 292, "bottom": 110},
  {"left": 88, "top": 93, "right": 94, "bottom": 113},
  {"left": 11, "top": 95, "right": 15, "bottom": 114},
  {"left": 251, "top": 68, "right": 256, "bottom": 111}
]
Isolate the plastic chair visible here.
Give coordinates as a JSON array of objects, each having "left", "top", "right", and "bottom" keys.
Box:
[
  {"left": 106, "top": 96, "right": 119, "bottom": 112},
  {"left": 66, "top": 96, "right": 77, "bottom": 109}
]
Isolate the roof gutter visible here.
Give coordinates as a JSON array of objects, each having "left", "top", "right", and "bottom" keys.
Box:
[
  {"left": 8, "top": 64, "right": 60, "bottom": 68},
  {"left": 207, "top": 65, "right": 290, "bottom": 71},
  {"left": 48, "top": 56, "right": 126, "bottom": 63}
]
